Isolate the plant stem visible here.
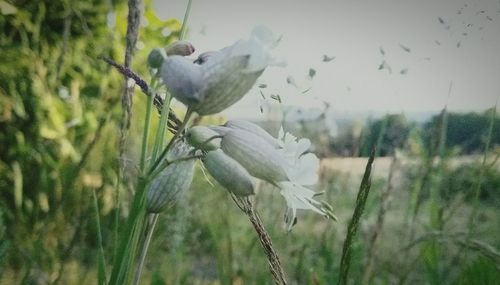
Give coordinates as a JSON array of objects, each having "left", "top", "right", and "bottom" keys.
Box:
[
  {"left": 151, "top": 93, "right": 172, "bottom": 164},
  {"left": 231, "top": 195, "right": 287, "bottom": 285},
  {"left": 148, "top": 108, "right": 193, "bottom": 176},
  {"left": 180, "top": 0, "right": 193, "bottom": 39},
  {"left": 132, "top": 214, "right": 159, "bottom": 285},
  {"left": 338, "top": 148, "right": 376, "bottom": 285},
  {"left": 140, "top": 90, "right": 155, "bottom": 172},
  {"left": 93, "top": 189, "right": 107, "bottom": 285},
  {"left": 463, "top": 104, "right": 496, "bottom": 262}
]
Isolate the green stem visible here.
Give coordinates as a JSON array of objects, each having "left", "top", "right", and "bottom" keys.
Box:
[
  {"left": 140, "top": 90, "right": 155, "bottom": 172},
  {"left": 151, "top": 93, "right": 172, "bottom": 164},
  {"left": 179, "top": 0, "right": 193, "bottom": 40},
  {"left": 148, "top": 108, "right": 193, "bottom": 176},
  {"left": 92, "top": 189, "right": 107, "bottom": 285},
  {"left": 132, "top": 214, "right": 159, "bottom": 285}
]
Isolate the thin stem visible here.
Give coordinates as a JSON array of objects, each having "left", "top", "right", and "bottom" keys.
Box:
[
  {"left": 148, "top": 154, "right": 203, "bottom": 181},
  {"left": 99, "top": 56, "right": 182, "bottom": 129},
  {"left": 132, "top": 214, "right": 159, "bottom": 285},
  {"left": 151, "top": 93, "right": 172, "bottom": 164},
  {"left": 463, "top": 105, "right": 496, "bottom": 261},
  {"left": 149, "top": 108, "right": 193, "bottom": 175},
  {"left": 140, "top": 91, "right": 155, "bottom": 171},
  {"left": 92, "top": 189, "right": 107, "bottom": 285},
  {"left": 180, "top": 0, "right": 193, "bottom": 40},
  {"left": 338, "top": 148, "right": 376, "bottom": 285},
  {"left": 231, "top": 195, "right": 287, "bottom": 285}
]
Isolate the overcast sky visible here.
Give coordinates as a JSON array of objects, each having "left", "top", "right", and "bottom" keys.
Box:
[{"left": 154, "top": 0, "right": 500, "bottom": 119}]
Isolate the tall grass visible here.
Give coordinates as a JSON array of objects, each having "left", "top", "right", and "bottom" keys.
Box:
[{"left": 338, "top": 148, "right": 376, "bottom": 285}]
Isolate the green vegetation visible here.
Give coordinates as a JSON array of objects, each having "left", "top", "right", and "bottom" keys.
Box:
[{"left": 1, "top": 1, "right": 499, "bottom": 285}]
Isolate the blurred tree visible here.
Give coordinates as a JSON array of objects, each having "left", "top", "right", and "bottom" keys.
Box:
[
  {"left": 359, "top": 114, "right": 411, "bottom": 156},
  {"left": 423, "top": 109, "right": 500, "bottom": 154}
]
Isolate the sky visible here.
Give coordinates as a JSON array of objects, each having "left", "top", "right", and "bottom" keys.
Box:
[{"left": 154, "top": 0, "right": 500, "bottom": 119}]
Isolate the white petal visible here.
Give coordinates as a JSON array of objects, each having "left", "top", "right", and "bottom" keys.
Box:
[{"left": 278, "top": 182, "right": 326, "bottom": 230}]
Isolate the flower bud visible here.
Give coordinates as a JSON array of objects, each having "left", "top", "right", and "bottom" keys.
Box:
[
  {"left": 192, "top": 56, "right": 263, "bottom": 115},
  {"left": 161, "top": 28, "right": 281, "bottom": 115},
  {"left": 161, "top": 55, "right": 204, "bottom": 106},
  {"left": 147, "top": 48, "right": 167, "bottom": 69},
  {"left": 224, "top": 120, "right": 281, "bottom": 148},
  {"left": 221, "top": 129, "right": 289, "bottom": 183},
  {"left": 147, "top": 143, "right": 195, "bottom": 213},
  {"left": 203, "top": 149, "right": 255, "bottom": 196},
  {"left": 165, "top": 40, "right": 195, "bottom": 56},
  {"left": 185, "top": 126, "right": 221, "bottom": 151}
]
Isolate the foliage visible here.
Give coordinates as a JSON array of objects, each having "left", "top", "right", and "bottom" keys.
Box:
[
  {"left": 0, "top": 0, "right": 181, "bottom": 282},
  {"left": 424, "top": 109, "right": 500, "bottom": 154},
  {"left": 359, "top": 114, "right": 411, "bottom": 156},
  {"left": 440, "top": 163, "right": 500, "bottom": 203}
]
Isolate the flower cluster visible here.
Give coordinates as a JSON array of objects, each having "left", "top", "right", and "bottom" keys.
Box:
[
  {"left": 186, "top": 120, "right": 328, "bottom": 230},
  {"left": 146, "top": 27, "right": 330, "bottom": 230}
]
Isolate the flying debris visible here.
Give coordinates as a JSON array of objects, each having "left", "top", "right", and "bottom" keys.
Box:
[
  {"left": 270, "top": 94, "right": 282, "bottom": 103},
  {"left": 467, "top": 23, "right": 473, "bottom": 27},
  {"left": 259, "top": 90, "right": 266, "bottom": 99},
  {"left": 301, "top": 87, "right": 311, "bottom": 94},
  {"left": 400, "top": 68, "right": 408, "bottom": 75},
  {"left": 378, "top": 60, "right": 392, "bottom": 73},
  {"left": 308, "top": 68, "right": 316, "bottom": 79},
  {"left": 438, "top": 17, "right": 445, "bottom": 24},
  {"left": 423, "top": 57, "right": 431, "bottom": 61},
  {"left": 399, "top": 43, "right": 411, "bottom": 53},
  {"left": 259, "top": 106, "right": 264, "bottom": 113},
  {"left": 486, "top": 15, "right": 493, "bottom": 21},
  {"left": 258, "top": 83, "right": 267, "bottom": 88},
  {"left": 286, "top": 75, "right": 297, "bottom": 87},
  {"left": 379, "top": 46, "right": 385, "bottom": 56},
  {"left": 457, "top": 41, "right": 461, "bottom": 48},
  {"left": 322, "top": 55, "right": 335, "bottom": 62},
  {"left": 462, "top": 32, "right": 468, "bottom": 36},
  {"left": 476, "top": 10, "right": 485, "bottom": 15},
  {"left": 435, "top": 40, "right": 441, "bottom": 45}
]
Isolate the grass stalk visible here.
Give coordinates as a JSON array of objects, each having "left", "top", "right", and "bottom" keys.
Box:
[
  {"left": 337, "top": 148, "right": 376, "bottom": 285},
  {"left": 132, "top": 214, "right": 159, "bottom": 285},
  {"left": 231, "top": 195, "right": 287, "bottom": 285},
  {"left": 92, "top": 189, "right": 107, "bottom": 285},
  {"left": 140, "top": 91, "right": 155, "bottom": 172},
  {"left": 362, "top": 156, "right": 397, "bottom": 284},
  {"left": 463, "top": 104, "right": 496, "bottom": 262},
  {"left": 150, "top": 93, "right": 172, "bottom": 163}
]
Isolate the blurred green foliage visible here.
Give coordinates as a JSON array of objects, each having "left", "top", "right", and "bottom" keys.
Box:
[
  {"left": 0, "top": 0, "right": 181, "bottom": 283},
  {"left": 424, "top": 109, "right": 500, "bottom": 154}
]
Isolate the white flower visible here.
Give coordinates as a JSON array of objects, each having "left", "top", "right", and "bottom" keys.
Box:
[
  {"left": 211, "top": 120, "right": 326, "bottom": 231},
  {"left": 275, "top": 127, "right": 324, "bottom": 230},
  {"left": 161, "top": 26, "right": 284, "bottom": 115}
]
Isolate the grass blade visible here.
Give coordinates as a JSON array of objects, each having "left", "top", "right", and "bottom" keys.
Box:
[
  {"left": 92, "top": 189, "right": 107, "bottom": 285},
  {"left": 338, "top": 148, "right": 376, "bottom": 285}
]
